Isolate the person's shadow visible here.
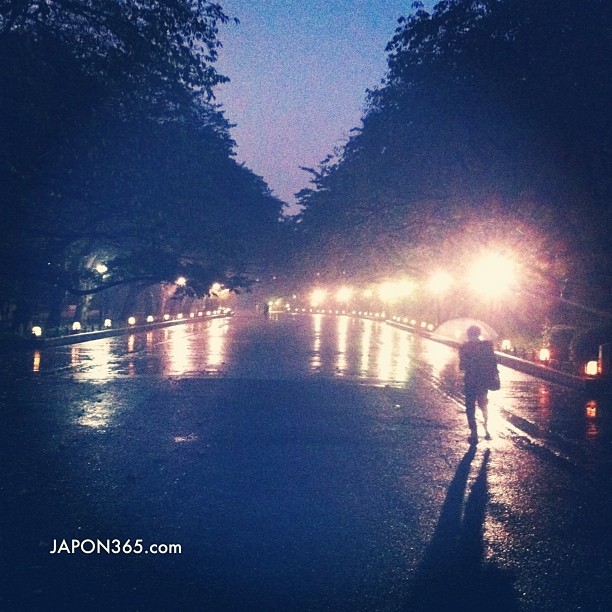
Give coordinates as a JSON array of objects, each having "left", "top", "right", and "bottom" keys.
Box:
[{"left": 405, "top": 447, "right": 518, "bottom": 611}]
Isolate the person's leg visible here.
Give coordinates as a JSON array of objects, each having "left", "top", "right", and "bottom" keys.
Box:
[
  {"left": 477, "top": 391, "right": 491, "bottom": 439},
  {"left": 465, "top": 388, "right": 478, "bottom": 443}
]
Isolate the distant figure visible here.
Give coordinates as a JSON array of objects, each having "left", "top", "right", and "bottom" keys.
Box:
[{"left": 459, "top": 325, "right": 497, "bottom": 444}]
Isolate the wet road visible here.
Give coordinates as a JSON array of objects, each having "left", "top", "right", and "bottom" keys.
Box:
[
  {"left": 2, "top": 313, "right": 612, "bottom": 610},
  {"left": 19, "top": 312, "right": 612, "bottom": 471}
]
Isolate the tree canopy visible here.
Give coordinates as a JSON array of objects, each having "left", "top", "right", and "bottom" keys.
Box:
[
  {"left": 293, "top": 0, "right": 612, "bottom": 323},
  {"left": 0, "top": 0, "right": 230, "bottom": 103},
  {"left": 0, "top": 0, "right": 284, "bottom": 329}
]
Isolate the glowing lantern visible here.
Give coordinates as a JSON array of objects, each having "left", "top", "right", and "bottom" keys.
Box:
[
  {"left": 585, "top": 360, "right": 599, "bottom": 376},
  {"left": 539, "top": 348, "right": 550, "bottom": 362},
  {"left": 586, "top": 400, "right": 597, "bottom": 418}
]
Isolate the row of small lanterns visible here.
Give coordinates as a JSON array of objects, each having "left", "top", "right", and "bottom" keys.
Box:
[
  {"left": 287, "top": 307, "right": 601, "bottom": 378},
  {"left": 285, "top": 306, "right": 439, "bottom": 331},
  {"left": 31, "top": 308, "right": 231, "bottom": 338}
]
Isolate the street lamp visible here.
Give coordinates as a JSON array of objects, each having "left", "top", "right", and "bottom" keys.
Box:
[
  {"left": 336, "top": 286, "right": 353, "bottom": 303},
  {"left": 468, "top": 253, "right": 516, "bottom": 299},
  {"left": 428, "top": 270, "right": 453, "bottom": 326},
  {"left": 428, "top": 271, "right": 453, "bottom": 296},
  {"left": 310, "top": 288, "right": 327, "bottom": 308},
  {"left": 377, "top": 279, "right": 415, "bottom": 319},
  {"left": 176, "top": 276, "right": 187, "bottom": 287}
]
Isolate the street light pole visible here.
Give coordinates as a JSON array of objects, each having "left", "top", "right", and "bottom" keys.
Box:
[{"left": 428, "top": 271, "right": 453, "bottom": 327}]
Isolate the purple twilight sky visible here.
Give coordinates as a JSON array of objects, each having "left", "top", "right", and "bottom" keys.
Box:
[{"left": 215, "top": 1, "right": 437, "bottom": 214}]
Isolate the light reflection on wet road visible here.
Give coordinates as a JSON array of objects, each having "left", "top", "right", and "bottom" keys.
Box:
[
  {"left": 4, "top": 311, "right": 612, "bottom": 611},
  {"left": 21, "top": 312, "right": 612, "bottom": 470}
]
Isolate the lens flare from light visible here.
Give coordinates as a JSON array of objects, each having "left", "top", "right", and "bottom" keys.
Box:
[
  {"left": 336, "top": 286, "right": 354, "bottom": 303},
  {"left": 377, "top": 279, "right": 415, "bottom": 303},
  {"left": 468, "top": 253, "right": 516, "bottom": 299},
  {"left": 428, "top": 271, "right": 453, "bottom": 296},
  {"left": 310, "top": 288, "right": 327, "bottom": 307}
]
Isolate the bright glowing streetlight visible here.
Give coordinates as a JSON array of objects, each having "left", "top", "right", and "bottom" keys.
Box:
[
  {"left": 95, "top": 263, "right": 108, "bottom": 274},
  {"left": 468, "top": 253, "right": 516, "bottom": 299},
  {"left": 310, "top": 288, "right": 327, "bottom": 307},
  {"left": 428, "top": 270, "right": 453, "bottom": 326},
  {"left": 428, "top": 270, "right": 453, "bottom": 296},
  {"left": 176, "top": 276, "right": 187, "bottom": 287},
  {"left": 336, "top": 286, "right": 353, "bottom": 303},
  {"left": 377, "top": 279, "right": 415, "bottom": 303}
]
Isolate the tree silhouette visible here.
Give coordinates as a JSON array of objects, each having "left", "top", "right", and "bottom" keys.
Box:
[
  {"left": 0, "top": 1, "right": 283, "bottom": 329},
  {"left": 294, "top": 0, "right": 612, "bottom": 318}
]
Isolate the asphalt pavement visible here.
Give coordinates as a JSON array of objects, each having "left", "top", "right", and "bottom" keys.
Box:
[{"left": 1, "top": 312, "right": 611, "bottom": 611}]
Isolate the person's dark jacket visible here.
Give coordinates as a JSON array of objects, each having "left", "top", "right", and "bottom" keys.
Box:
[{"left": 459, "top": 339, "right": 497, "bottom": 392}]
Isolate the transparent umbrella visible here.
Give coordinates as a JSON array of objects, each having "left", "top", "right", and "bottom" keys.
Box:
[{"left": 432, "top": 317, "right": 499, "bottom": 343}]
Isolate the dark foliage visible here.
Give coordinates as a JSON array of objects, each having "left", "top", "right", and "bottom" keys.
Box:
[
  {"left": 294, "top": 0, "right": 612, "bottom": 322},
  {"left": 0, "top": 1, "right": 284, "bottom": 327}
]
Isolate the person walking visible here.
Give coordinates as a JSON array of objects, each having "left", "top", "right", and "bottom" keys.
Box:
[{"left": 459, "top": 325, "right": 497, "bottom": 444}]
